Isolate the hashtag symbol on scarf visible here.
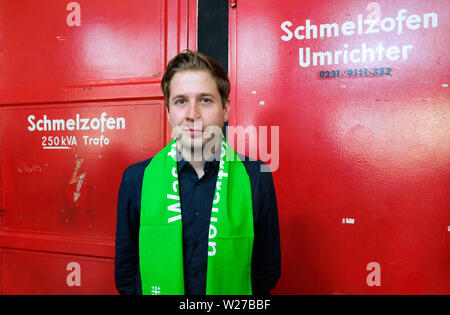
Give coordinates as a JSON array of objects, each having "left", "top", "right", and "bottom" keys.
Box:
[{"left": 151, "top": 286, "right": 161, "bottom": 295}]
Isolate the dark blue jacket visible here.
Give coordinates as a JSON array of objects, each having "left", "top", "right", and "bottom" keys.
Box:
[{"left": 114, "top": 153, "right": 281, "bottom": 295}]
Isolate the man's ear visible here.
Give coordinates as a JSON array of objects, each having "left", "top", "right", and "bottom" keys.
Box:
[{"left": 223, "top": 99, "right": 231, "bottom": 122}]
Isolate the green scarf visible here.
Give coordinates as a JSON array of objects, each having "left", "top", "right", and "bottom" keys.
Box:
[{"left": 139, "top": 137, "right": 254, "bottom": 295}]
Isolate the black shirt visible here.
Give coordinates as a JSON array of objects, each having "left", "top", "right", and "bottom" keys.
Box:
[{"left": 114, "top": 152, "right": 281, "bottom": 295}]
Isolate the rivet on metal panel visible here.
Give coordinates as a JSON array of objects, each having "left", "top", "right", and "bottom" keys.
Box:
[{"left": 230, "top": 0, "right": 237, "bottom": 8}]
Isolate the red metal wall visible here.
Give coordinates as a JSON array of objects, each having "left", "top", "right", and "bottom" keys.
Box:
[
  {"left": 1, "top": 0, "right": 448, "bottom": 295},
  {"left": 0, "top": 0, "right": 196, "bottom": 294},
  {"left": 229, "top": 0, "right": 449, "bottom": 294}
]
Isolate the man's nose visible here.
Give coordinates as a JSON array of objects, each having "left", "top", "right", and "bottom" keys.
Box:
[{"left": 186, "top": 102, "right": 201, "bottom": 120}]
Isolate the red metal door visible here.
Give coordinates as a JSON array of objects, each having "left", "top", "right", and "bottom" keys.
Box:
[
  {"left": 0, "top": 0, "right": 196, "bottom": 294},
  {"left": 229, "top": 0, "right": 449, "bottom": 294}
]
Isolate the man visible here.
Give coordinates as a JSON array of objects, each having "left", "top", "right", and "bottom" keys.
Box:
[{"left": 115, "top": 51, "right": 280, "bottom": 295}]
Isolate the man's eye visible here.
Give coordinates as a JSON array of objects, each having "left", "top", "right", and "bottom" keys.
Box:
[
  {"left": 175, "top": 99, "right": 185, "bottom": 105},
  {"left": 201, "top": 98, "right": 211, "bottom": 103}
]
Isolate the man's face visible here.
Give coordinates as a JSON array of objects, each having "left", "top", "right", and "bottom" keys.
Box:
[{"left": 166, "top": 70, "right": 230, "bottom": 154}]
